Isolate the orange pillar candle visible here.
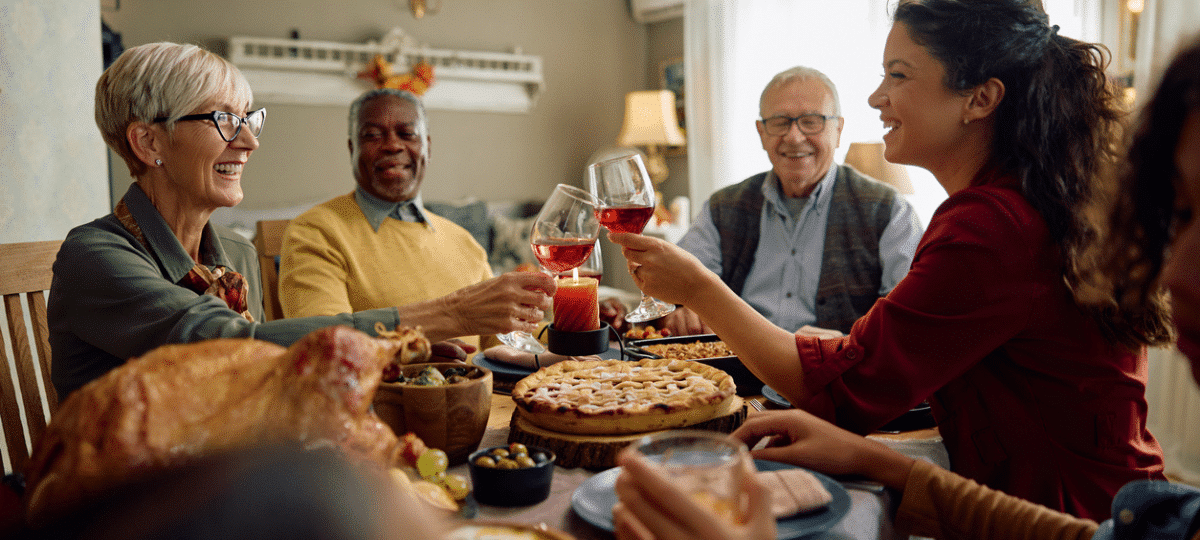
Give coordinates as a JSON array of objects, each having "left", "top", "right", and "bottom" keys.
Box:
[{"left": 553, "top": 277, "right": 600, "bottom": 332}]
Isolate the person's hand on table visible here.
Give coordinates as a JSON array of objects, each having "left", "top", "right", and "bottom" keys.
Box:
[
  {"left": 613, "top": 447, "right": 776, "bottom": 540},
  {"left": 656, "top": 306, "right": 711, "bottom": 336},
  {"left": 600, "top": 297, "right": 629, "bottom": 333},
  {"left": 733, "top": 409, "right": 916, "bottom": 490},
  {"left": 429, "top": 339, "right": 474, "bottom": 363},
  {"left": 443, "top": 271, "right": 557, "bottom": 335},
  {"left": 607, "top": 232, "right": 722, "bottom": 307}
]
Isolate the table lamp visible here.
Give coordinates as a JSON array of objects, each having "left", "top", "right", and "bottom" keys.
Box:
[
  {"left": 616, "top": 90, "right": 687, "bottom": 186},
  {"left": 844, "top": 141, "right": 914, "bottom": 194}
]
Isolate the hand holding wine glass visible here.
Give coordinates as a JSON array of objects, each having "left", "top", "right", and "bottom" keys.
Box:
[
  {"left": 588, "top": 154, "right": 676, "bottom": 323},
  {"left": 497, "top": 184, "right": 600, "bottom": 353}
]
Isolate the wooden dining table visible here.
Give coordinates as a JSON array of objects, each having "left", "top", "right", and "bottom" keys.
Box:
[{"left": 446, "top": 392, "right": 930, "bottom": 540}]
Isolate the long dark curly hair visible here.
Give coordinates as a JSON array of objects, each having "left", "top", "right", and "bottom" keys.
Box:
[
  {"left": 1100, "top": 35, "right": 1200, "bottom": 346},
  {"left": 894, "top": 0, "right": 1171, "bottom": 348}
]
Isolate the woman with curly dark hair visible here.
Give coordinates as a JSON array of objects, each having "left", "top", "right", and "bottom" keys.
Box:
[
  {"left": 610, "top": 29, "right": 1200, "bottom": 540},
  {"left": 610, "top": 0, "right": 1172, "bottom": 523}
]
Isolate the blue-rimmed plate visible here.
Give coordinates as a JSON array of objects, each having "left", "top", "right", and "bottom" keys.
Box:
[
  {"left": 762, "top": 385, "right": 793, "bottom": 408},
  {"left": 473, "top": 346, "right": 625, "bottom": 380},
  {"left": 570, "top": 459, "right": 851, "bottom": 539}
]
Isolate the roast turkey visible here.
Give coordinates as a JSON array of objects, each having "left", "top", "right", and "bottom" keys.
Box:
[{"left": 23, "top": 324, "right": 430, "bottom": 525}]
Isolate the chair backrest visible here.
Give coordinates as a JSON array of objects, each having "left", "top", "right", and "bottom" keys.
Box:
[
  {"left": 0, "top": 240, "right": 61, "bottom": 476},
  {"left": 255, "top": 220, "right": 290, "bottom": 322}
]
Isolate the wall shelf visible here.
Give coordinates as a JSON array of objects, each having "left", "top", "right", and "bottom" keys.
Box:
[{"left": 227, "top": 28, "right": 544, "bottom": 113}]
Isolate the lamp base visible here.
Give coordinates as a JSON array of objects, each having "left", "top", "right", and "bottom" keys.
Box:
[{"left": 546, "top": 322, "right": 615, "bottom": 357}]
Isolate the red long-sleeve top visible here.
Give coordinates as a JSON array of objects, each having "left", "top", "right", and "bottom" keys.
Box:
[{"left": 795, "top": 177, "right": 1165, "bottom": 521}]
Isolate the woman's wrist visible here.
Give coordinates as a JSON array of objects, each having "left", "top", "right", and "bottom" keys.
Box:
[{"left": 855, "top": 439, "right": 917, "bottom": 491}]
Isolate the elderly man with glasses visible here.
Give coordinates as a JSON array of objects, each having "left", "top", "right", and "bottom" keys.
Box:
[{"left": 659, "top": 66, "right": 924, "bottom": 338}]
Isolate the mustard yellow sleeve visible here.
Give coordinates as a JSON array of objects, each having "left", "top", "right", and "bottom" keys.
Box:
[
  {"left": 279, "top": 212, "right": 355, "bottom": 318},
  {"left": 896, "top": 460, "right": 1100, "bottom": 540}
]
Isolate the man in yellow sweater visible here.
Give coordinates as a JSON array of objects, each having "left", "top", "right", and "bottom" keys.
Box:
[{"left": 279, "top": 89, "right": 555, "bottom": 350}]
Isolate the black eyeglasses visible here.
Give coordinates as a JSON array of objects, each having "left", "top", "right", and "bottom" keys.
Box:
[
  {"left": 154, "top": 108, "right": 266, "bottom": 142},
  {"left": 759, "top": 113, "right": 838, "bottom": 136}
]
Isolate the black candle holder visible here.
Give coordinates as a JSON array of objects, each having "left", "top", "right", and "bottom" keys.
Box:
[{"left": 543, "top": 322, "right": 619, "bottom": 357}]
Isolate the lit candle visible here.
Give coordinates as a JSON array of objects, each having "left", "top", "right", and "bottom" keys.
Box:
[{"left": 553, "top": 277, "right": 600, "bottom": 332}]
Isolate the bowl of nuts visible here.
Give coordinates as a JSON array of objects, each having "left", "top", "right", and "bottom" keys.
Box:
[
  {"left": 467, "top": 443, "right": 556, "bottom": 507},
  {"left": 373, "top": 363, "right": 492, "bottom": 465}
]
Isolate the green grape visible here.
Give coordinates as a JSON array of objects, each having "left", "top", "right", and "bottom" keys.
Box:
[
  {"left": 416, "top": 448, "right": 449, "bottom": 478},
  {"left": 440, "top": 473, "right": 470, "bottom": 500}
]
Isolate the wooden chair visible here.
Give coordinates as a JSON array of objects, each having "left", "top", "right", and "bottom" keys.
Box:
[
  {"left": 255, "top": 220, "right": 290, "bottom": 322},
  {"left": 0, "top": 240, "right": 61, "bottom": 476}
]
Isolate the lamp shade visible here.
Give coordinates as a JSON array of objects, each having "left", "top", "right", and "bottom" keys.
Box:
[
  {"left": 844, "top": 141, "right": 913, "bottom": 194},
  {"left": 616, "top": 90, "right": 686, "bottom": 147}
]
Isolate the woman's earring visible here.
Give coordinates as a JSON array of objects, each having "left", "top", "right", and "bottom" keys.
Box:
[{"left": 155, "top": 159, "right": 163, "bottom": 166}]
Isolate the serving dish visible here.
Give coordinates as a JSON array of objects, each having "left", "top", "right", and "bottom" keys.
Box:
[
  {"left": 627, "top": 334, "right": 763, "bottom": 396},
  {"left": 467, "top": 445, "right": 557, "bottom": 507},
  {"left": 570, "top": 459, "right": 851, "bottom": 539}
]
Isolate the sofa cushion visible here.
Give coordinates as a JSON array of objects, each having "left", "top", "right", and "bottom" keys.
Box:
[{"left": 425, "top": 200, "right": 491, "bottom": 253}]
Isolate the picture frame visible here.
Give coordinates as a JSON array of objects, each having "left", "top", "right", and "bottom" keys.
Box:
[{"left": 660, "top": 57, "right": 685, "bottom": 130}]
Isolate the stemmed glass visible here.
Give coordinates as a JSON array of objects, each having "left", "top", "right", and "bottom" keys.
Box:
[
  {"left": 588, "top": 154, "right": 676, "bottom": 323},
  {"left": 497, "top": 184, "right": 601, "bottom": 354}
]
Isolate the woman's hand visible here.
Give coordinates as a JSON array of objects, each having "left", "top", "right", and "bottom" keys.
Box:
[
  {"left": 607, "top": 232, "right": 722, "bottom": 306},
  {"left": 613, "top": 448, "right": 776, "bottom": 540},
  {"left": 732, "top": 409, "right": 916, "bottom": 490}
]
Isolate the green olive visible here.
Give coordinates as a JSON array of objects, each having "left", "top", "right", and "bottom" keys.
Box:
[
  {"left": 473, "top": 455, "right": 497, "bottom": 468},
  {"left": 495, "top": 458, "right": 519, "bottom": 469},
  {"left": 489, "top": 448, "right": 510, "bottom": 459},
  {"left": 515, "top": 455, "right": 537, "bottom": 468},
  {"left": 508, "top": 443, "right": 528, "bottom": 456}
]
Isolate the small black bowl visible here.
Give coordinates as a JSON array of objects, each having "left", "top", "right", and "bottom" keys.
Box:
[{"left": 467, "top": 445, "right": 556, "bottom": 507}]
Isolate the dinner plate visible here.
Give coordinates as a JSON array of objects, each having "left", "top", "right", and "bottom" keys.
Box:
[
  {"left": 570, "top": 459, "right": 851, "bottom": 539},
  {"left": 761, "top": 385, "right": 792, "bottom": 408},
  {"left": 473, "top": 346, "right": 625, "bottom": 379}
]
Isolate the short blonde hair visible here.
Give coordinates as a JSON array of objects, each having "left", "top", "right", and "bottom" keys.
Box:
[{"left": 95, "top": 42, "right": 253, "bottom": 176}]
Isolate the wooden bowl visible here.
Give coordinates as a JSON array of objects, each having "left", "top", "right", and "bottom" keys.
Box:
[{"left": 373, "top": 363, "right": 492, "bottom": 465}]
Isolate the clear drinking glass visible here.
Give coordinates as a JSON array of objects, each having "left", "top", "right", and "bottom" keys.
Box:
[
  {"left": 629, "top": 429, "right": 752, "bottom": 524},
  {"left": 497, "top": 184, "right": 601, "bottom": 354},
  {"left": 587, "top": 154, "right": 675, "bottom": 322}
]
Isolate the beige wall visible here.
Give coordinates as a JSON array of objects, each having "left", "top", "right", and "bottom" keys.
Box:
[{"left": 102, "top": 0, "right": 652, "bottom": 210}]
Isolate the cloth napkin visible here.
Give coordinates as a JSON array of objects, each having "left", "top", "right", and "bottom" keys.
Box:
[{"left": 482, "top": 345, "right": 600, "bottom": 370}]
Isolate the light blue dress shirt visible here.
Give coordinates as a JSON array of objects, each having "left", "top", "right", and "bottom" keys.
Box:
[
  {"left": 354, "top": 186, "right": 432, "bottom": 231},
  {"left": 677, "top": 165, "right": 924, "bottom": 332}
]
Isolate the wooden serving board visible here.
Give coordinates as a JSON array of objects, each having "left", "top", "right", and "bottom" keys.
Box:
[{"left": 508, "top": 396, "right": 746, "bottom": 470}]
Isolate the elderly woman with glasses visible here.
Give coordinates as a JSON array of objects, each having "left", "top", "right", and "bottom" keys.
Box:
[{"left": 47, "top": 42, "right": 421, "bottom": 400}]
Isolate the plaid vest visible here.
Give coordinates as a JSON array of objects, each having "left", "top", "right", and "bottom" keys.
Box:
[{"left": 711, "top": 165, "right": 897, "bottom": 333}]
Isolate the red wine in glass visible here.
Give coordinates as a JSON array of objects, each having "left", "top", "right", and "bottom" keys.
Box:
[
  {"left": 596, "top": 205, "right": 655, "bottom": 234},
  {"left": 532, "top": 239, "right": 595, "bottom": 274}
]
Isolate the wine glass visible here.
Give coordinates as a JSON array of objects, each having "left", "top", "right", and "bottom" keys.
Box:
[
  {"left": 556, "top": 240, "right": 602, "bottom": 283},
  {"left": 497, "top": 184, "right": 601, "bottom": 354},
  {"left": 587, "top": 154, "right": 676, "bottom": 323}
]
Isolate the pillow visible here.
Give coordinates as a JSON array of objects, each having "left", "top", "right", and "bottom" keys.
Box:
[
  {"left": 489, "top": 214, "right": 538, "bottom": 275},
  {"left": 425, "top": 200, "right": 491, "bottom": 252}
]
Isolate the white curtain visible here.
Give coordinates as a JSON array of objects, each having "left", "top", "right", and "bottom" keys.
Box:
[{"left": 683, "top": 0, "right": 1102, "bottom": 227}]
